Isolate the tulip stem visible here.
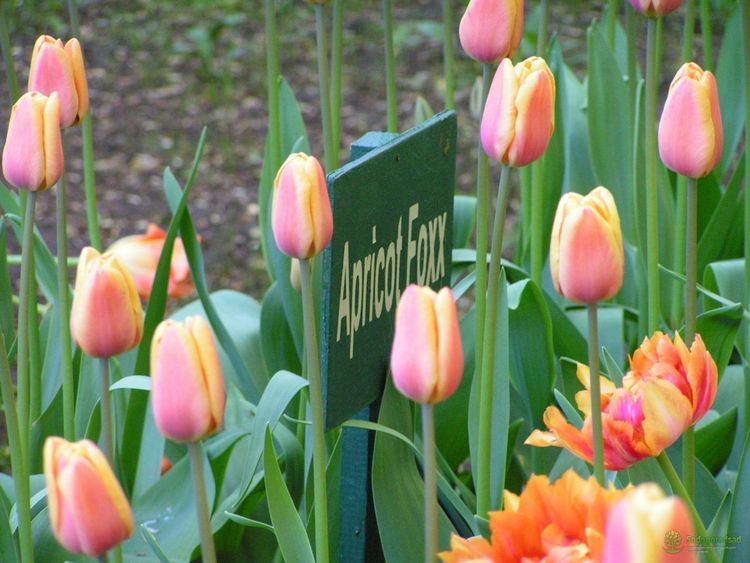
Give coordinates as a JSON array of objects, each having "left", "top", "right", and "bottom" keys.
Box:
[
  {"left": 538, "top": 0, "right": 549, "bottom": 56},
  {"left": 699, "top": 0, "right": 713, "bottom": 71},
  {"left": 99, "top": 358, "right": 115, "bottom": 467},
  {"left": 383, "top": 0, "right": 397, "bottom": 133},
  {"left": 645, "top": 16, "right": 662, "bottom": 333},
  {"left": 442, "top": 0, "right": 454, "bottom": 110},
  {"left": 264, "top": 0, "right": 281, "bottom": 171},
  {"left": 0, "top": 0, "right": 19, "bottom": 104},
  {"left": 330, "top": 0, "right": 344, "bottom": 166},
  {"left": 188, "top": 441, "right": 217, "bottom": 563},
  {"left": 57, "top": 169, "right": 76, "bottom": 442},
  {"left": 682, "top": 0, "right": 696, "bottom": 62},
  {"left": 422, "top": 404, "right": 438, "bottom": 562},
  {"left": 606, "top": 0, "right": 619, "bottom": 49},
  {"left": 742, "top": 0, "right": 750, "bottom": 444},
  {"left": 530, "top": 0, "right": 547, "bottom": 288},
  {"left": 315, "top": 4, "right": 335, "bottom": 171},
  {"left": 657, "top": 452, "right": 718, "bottom": 563},
  {"left": 476, "top": 165, "right": 511, "bottom": 518},
  {"left": 299, "top": 258, "right": 329, "bottom": 563},
  {"left": 670, "top": 176, "right": 687, "bottom": 329},
  {"left": 587, "top": 302, "right": 605, "bottom": 485},
  {"left": 0, "top": 331, "right": 33, "bottom": 563}
]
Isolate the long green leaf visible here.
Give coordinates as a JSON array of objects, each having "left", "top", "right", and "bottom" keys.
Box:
[{"left": 723, "top": 432, "right": 750, "bottom": 563}]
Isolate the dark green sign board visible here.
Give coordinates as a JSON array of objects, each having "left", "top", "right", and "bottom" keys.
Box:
[{"left": 321, "top": 111, "right": 457, "bottom": 430}]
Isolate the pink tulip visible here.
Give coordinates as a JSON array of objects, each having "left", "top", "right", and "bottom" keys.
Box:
[
  {"left": 151, "top": 316, "right": 225, "bottom": 442},
  {"left": 44, "top": 437, "right": 133, "bottom": 557},
  {"left": 481, "top": 56, "right": 555, "bottom": 167},
  {"left": 70, "top": 247, "right": 144, "bottom": 358},
  {"left": 390, "top": 285, "right": 463, "bottom": 404},
  {"left": 459, "top": 0, "right": 524, "bottom": 64},
  {"left": 658, "top": 62, "right": 723, "bottom": 178},
  {"left": 1, "top": 91, "right": 63, "bottom": 191},
  {"left": 272, "top": 153, "right": 333, "bottom": 259},
  {"left": 628, "top": 0, "right": 683, "bottom": 16},
  {"left": 28, "top": 35, "right": 89, "bottom": 127},
  {"left": 549, "top": 187, "right": 624, "bottom": 303}
]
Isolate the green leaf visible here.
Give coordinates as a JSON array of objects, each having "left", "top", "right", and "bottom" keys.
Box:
[
  {"left": 413, "top": 95, "right": 435, "bottom": 126},
  {"left": 716, "top": 3, "right": 745, "bottom": 175},
  {"left": 724, "top": 432, "right": 750, "bottom": 563},
  {"left": 263, "top": 425, "right": 315, "bottom": 563},
  {"left": 0, "top": 221, "right": 15, "bottom": 345},
  {"left": 259, "top": 283, "right": 302, "bottom": 377},
  {"left": 696, "top": 407, "right": 737, "bottom": 474},
  {"left": 695, "top": 304, "right": 743, "bottom": 378},
  {"left": 223, "top": 512, "right": 275, "bottom": 533},
  {"left": 110, "top": 375, "right": 152, "bottom": 391},
  {"left": 703, "top": 258, "right": 747, "bottom": 359},
  {"left": 452, "top": 195, "right": 476, "bottom": 249},
  {"left": 139, "top": 524, "right": 173, "bottom": 563},
  {"left": 0, "top": 484, "right": 18, "bottom": 563}
]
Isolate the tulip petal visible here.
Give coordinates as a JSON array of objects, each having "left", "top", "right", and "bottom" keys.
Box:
[
  {"left": 65, "top": 38, "right": 89, "bottom": 122},
  {"left": 507, "top": 67, "right": 555, "bottom": 167},
  {"left": 187, "top": 316, "right": 225, "bottom": 430},
  {"left": 2, "top": 93, "right": 46, "bottom": 190},
  {"left": 434, "top": 288, "right": 463, "bottom": 403},
  {"left": 43, "top": 92, "right": 64, "bottom": 189},
  {"left": 639, "top": 379, "right": 693, "bottom": 454},
  {"left": 458, "top": 0, "right": 523, "bottom": 63},
  {"left": 28, "top": 36, "right": 78, "bottom": 127},
  {"left": 481, "top": 59, "right": 518, "bottom": 162}
]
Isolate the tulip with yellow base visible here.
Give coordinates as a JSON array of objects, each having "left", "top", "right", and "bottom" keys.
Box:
[{"left": 458, "top": 0, "right": 524, "bottom": 64}]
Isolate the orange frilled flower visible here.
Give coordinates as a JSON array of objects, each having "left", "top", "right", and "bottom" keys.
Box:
[
  {"left": 526, "top": 332, "right": 718, "bottom": 471},
  {"left": 439, "top": 470, "right": 631, "bottom": 562}
]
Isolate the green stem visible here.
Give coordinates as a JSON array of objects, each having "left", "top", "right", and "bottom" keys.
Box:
[
  {"left": 0, "top": 0, "right": 19, "bottom": 103},
  {"left": 587, "top": 302, "right": 605, "bottom": 485},
  {"left": 265, "top": 0, "right": 281, "bottom": 171},
  {"left": 0, "top": 332, "right": 33, "bottom": 562},
  {"left": 476, "top": 165, "right": 511, "bottom": 518},
  {"left": 28, "top": 259, "right": 41, "bottom": 426},
  {"left": 607, "top": 0, "right": 620, "bottom": 48},
  {"left": 699, "top": 0, "right": 713, "bottom": 71},
  {"left": 685, "top": 176, "right": 698, "bottom": 343},
  {"left": 656, "top": 452, "right": 719, "bottom": 563},
  {"left": 422, "top": 404, "right": 437, "bottom": 563},
  {"left": 742, "top": 0, "right": 750, "bottom": 449},
  {"left": 57, "top": 169, "right": 76, "bottom": 441},
  {"left": 530, "top": 159, "right": 544, "bottom": 285},
  {"left": 188, "top": 441, "right": 217, "bottom": 563},
  {"left": 383, "top": 0, "right": 397, "bottom": 133},
  {"left": 681, "top": 0, "right": 696, "bottom": 62},
  {"left": 99, "top": 357, "right": 114, "bottom": 466},
  {"left": 670, "top": 176, "right": 687, "bottom": 328},
  {"left": 330, "top": 0, "right": 344, "bottom": 167},
  {"left": 315, "top": 4, "right": 335, "bottom": 171},
  {"left": 299, "top": 258, "right": 329, "bottom": 563},
  {"left": 645, "top": 16, "right": 661, "bottom": 333},
  {"left": 17, "top": 192, "right": 36, "bottom": 472},
  {"left": 537, "top": 0, "right": 549, "bottom": 56},
  {"left": 442, "top": 0, "right": 454, "bottom": 110}
]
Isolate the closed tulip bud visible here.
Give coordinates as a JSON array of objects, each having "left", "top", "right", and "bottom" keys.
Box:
[
  {"left": 272, "top": 152, "right": 333, "bottom": 259},
  {"left": 459, "top": 0, "right": 524, "bottom": 64},
  {"left": 628, "top": 0, "right": 682, "bottom": 16},
  {"left": 44, "top": 437, "right": 133, "bottom": 557},
  {"left": 107, "top": 224, "right": 194, "bottom": 301},
  {"left": 481, "top": 56, "right": 555, "bottom": 167},
  {"left": 603, "top": 484, "right": 696, "bottom": 563},
  {"left": 2, "top": 91, "right": 63, "bottom": 191},
  {"left": 391, "top": 285, "right": 463, "bottom": 404},
  {"left": 70, "top": 247, "right": 143, "bottom": 358},
  {"left": 550, "top": 187, "right": 624, "bottom": 303},
  {"left": 658, "top": 62, "right": 723, "bottom": 178},
  {"left": 151, "top": 316, "right": 225, "bottom": 442},
  {"left": 28, "top": 35, "right": 89, "bottom": 127}
]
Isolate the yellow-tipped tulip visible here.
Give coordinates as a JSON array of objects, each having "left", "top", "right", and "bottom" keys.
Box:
[
  {"left": 550, "top": 186, "right": 624, "bottom": 303},
  {"left": 459, "top": 0, "right": 524, "bottom": 64},
  {"left": 28, "top": 35, "right": 89, "bottom": 127},
  {"left": 150, "top": 316, "right": 225, "bottom": 442},
  {"left": 70, "top": 247, "right": 143, "bottom": 358},
  {"left": 1, "top": 91, "right": 63, "bottom": 191},
  {"left": 44, "top": 437, "right": 133, "bottom": 557}
]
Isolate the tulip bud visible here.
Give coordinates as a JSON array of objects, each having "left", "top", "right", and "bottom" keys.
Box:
[
  {"left": 70, "top": 247, "right": 144, "bottom": 358},
  {"left": 481, "top": 56, "right": 556, "bottom": 167},
  {"left": 603, "top": 484, "right": 696, "bottom": 563},
  {"left": 658, "top": 62, "right": 723, "bottom": 178},
  {"left": 44, "top": 437, "right": 133, "bottom": 557},
  {"left": 2, "top": 91, "right": 63, "bottom": 191},
  {"left": 151, "top": 316, "right": 225, "bottom": 442},
  {"left": 459, "top": 0, "right": 524, "bottom": 64},
  {"left": 390, "top": 285, "right": 463, "bottom": 404},
  {"left": 628, "top": 0, "right": 683, "bottom": 17},
  {"left": 107, "top": 224, "right": 194, "bottom": 301},
  {"left": 28, "top": 35, "right": 89, "bottom": 127},
  {"left": 272, "top": 152, "right": 333, "bottom": 259}
]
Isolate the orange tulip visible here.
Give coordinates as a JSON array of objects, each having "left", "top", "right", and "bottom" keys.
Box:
[
  {"left": 459, "top": 0, "right": 524, "bottom": 64},
  {"left": 480, "top": 56, "right": 555, "bottom": 167},
  {"left": 107, "top": 224, "right": 194, "bottom": 301},
  {"left": 628, "top": 0, "right": 683, "bottom": 17},
  {"left": 44, "top": 437, "right": 133, "bottom": 557},
  {"left": 70, "top": 247, "right": 143, "bottom": 358},
  {"left": 28, "top": 35, "right": 89, "bottom": 127},
  {"left": 526, "top": 332, "right": 718, "bottom": 470},
  {"left": 550, "top": 187, "right": 624, "bottom": 303},
  {"left": 658, "top": 62, "right": 723, "bottom": 179}
]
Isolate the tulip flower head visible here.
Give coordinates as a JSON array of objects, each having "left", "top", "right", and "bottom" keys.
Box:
[
  {"left": 107, "top": 224, "right": 194, "bottom": 301},
  {"left": 549, "top": 187, "right": 624, "bottom": 303},
  {"left": 390, "top": 285, "right": 463, "bottom": 404},
  {"left": 151, "top": 316, "right": 225, "bottom": 442},
  {"left": 28, "top": 35, "right": 89, "bottom": 127},
  {"left": 628, "top": 0, "right": 683, "bottom": 17},
  {"left": 481, "top": 56, "right": 555, "bottom": 167},
  {"left": 2, "top": 91, "right": 63, "bottom": 191},
  {"left": 526, "top": 332, "right": 718, "bottom": 470},
  {"left": 272, "top": 152, "right": 333, "bottom": 259},
  {"left": 70, "top": 247, "right": 144, "bottom": 358},
  {"left": 658, "top": 62, "right": 723, "bottom": 178},
  {"left": 44, "top": 437, "right": 133, "bottom": 557},
  {"left": 459, "top": 0, "right": 524, "bottom": 64}
]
